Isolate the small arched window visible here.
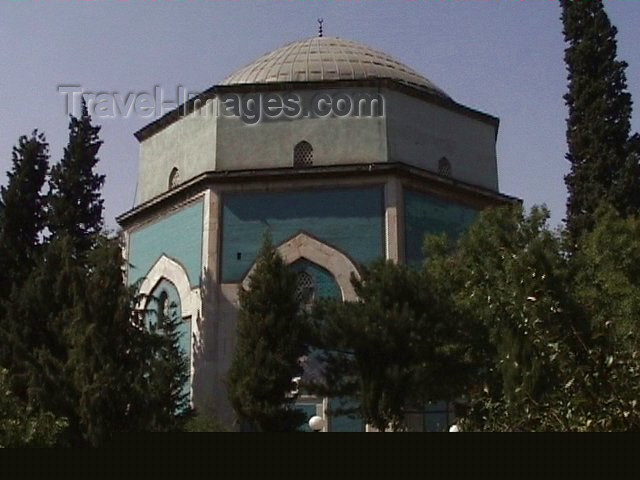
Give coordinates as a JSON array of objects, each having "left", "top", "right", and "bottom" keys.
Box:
[
  {"left": 295, "top": 271, "right": 315, "bottom": 309},
  {"left": 438, "top": 157, "right": 451, "bottom": 177},
  {"left": 293, "top": 141, "right": 313, "bottom": 168},
  {"left": 169, "top": 167, "right": 180, "bottom": 189}
]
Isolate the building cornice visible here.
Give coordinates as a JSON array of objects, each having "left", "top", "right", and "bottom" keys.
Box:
[{"left": 117, "top": 162, "right": 520, "bottom": 228}]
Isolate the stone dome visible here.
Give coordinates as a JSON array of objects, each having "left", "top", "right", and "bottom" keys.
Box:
[{"left": 221, "top": 36, "right": 449, "bottom": 98}]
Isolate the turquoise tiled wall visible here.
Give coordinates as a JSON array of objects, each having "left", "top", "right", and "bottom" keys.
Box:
[
  {"left": 221, "top": 187, "right": 384, "bottom": 283},
  {"left": 295, "top": 403, "right": 319, "bottom": 432},
  {"left": 404, "top": 190, "right": 478, "bottom": 267},
  {"left": 329, "top": 397, "right": 364, "bottom": 432},
  {"left": 128, "top": 201, "right": 204, "bottom": 287}
]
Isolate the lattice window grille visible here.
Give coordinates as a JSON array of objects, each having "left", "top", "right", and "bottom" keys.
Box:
[
  {"left": 294, "top": 141, "right": 314, "bottom": 167},
  {"left": 295, "top": 271, "right": 315, "bottom": 308},
  {"left": 438, "top": 157, "right": 451, "bottom": 177}
]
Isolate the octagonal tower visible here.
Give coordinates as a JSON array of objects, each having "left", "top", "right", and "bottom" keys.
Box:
[{"left": 117, "top": 36, "right": 518, "bottom": 431}]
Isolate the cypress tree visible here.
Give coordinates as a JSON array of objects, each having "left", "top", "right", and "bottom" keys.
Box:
[
  {"left": 561, "top": 0, "right": 640, "bottom": 242},
  {"left": 16, "top": 99, "right": 106, "bottom": 444},
  {"left": 48, "top": 98, "right": 104, "bottom": 256},
  {"left": 66, "top": 236, "right": 190, "bottom": 443},
  {"left": 0, "top": 131, "right": 49, "bottom": 296},
  {"left": 13, "top": 236, "right": 84, "bottom": 444},
  {"left": 226, "top": 232, "right": 309, "bottom": 432},
  {"left": 14, "top": 100, "right": 108, "bottom": 443},
  {"left": 136, "top": 288, "right": 192, "bottom": 433},
  {"left": 44, "top": 103, "right": 189, "bottom": 442},
  {"left": 0, "top": 110, "right": 191, "bottom": 443},
  {"left": 7, "top": 233, "right": 190, "bottom": 445},
  {"left": 0, "top": 131, "right": 49, "bottom": 394}
]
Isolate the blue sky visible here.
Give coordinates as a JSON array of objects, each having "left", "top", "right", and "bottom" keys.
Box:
[{"left": 2, "top": 0, "right": 639, "bottom": 230}]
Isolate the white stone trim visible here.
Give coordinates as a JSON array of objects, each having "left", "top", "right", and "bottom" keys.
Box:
[
  {"left": 138, "top": 255, "right": 201, "bottom": 320},
  {"left": 384, "top": 177, "right": 404, "bottom": 263},
  {"left": 122, "top": 230, "right": 130, "bottom": 285},
  {"left": 241, "top": 233, "right": 360, "bottom": 301},
  {"left": 201, "top": 189, "right": 211, "bottom": 278}
]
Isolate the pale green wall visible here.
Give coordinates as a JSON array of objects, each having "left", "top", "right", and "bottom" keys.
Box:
[
  {"left": 215, "top": 87, "right": 387, "bottom": 172},
  {"left": 136, "top": 101, "right": 217, "bottom": 205},
  {"left": 128, "top": 201, "right": 204, "bottom": 287},
  {"left": 134, "top": 86, "right": 499, "bottom": 207},
  {"left": 385, "top": 89, "right": 499, "bottom": 191}
]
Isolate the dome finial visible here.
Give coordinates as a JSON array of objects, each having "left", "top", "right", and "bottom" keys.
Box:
[{"left": 317, "top": 18, "right": 324, "bottom": 38}]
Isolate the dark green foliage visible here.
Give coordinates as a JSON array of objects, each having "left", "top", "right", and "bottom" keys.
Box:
[
  {"left": 422, "top": 0, "right": 640, "bottom": 430},
  {"left": 425, "top": 205, "right": 581, "bottom": 430},
  {"left": 0, "top": 131, "right": 49, "bottom": 281},
  {"left": 0, "top": 131, "right": 49, "bottom": 399},
  {"left": 66, "top": 237, "right": 190, "bottom": 444},
  {"left": 31, "top": 102, "right": 189, "bottom": 443},
  {"left": 311, "top": 259, "right": 469, "bottom": 432},
  {"left": 567, "top": 205, "right": 640, "bottom": 430},
  {"left": 0, "top": 131, "right": 49, "bottom": 295},
  {"left": 3, "top": 234, "right": 191, "bottom": 445},
  {"left": 67, "top": 237, "right": 137, "bottom": 443},
  {"left": 226, "top": 232, "right": 309, "bottom": 432},
  {"left": 0, "top": 368, "right": 67, "bottom": 447},
  {"left": 426, "top": 204, "right": 640, "bottom": 431},
  {"left": 561, "top": 0, "right": 640, "bottom": 242},
  {"left": 0, "top": 108, "right": 190, "bottom": 444},
  {"left": 0, "top": 235, "right": 89, "bottom": 444},
  {"left": 183, "top": 403, "right": 229, "bottom": 432},
  {"left": 48, "top": 99, "right": 105, "bottom": 256},
  {"left": 137, "top": 289, "right": 192, "bottom": 433}
]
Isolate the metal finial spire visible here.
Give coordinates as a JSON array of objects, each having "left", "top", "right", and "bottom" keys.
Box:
[{"left": 318, "top": 18, "right": 324, "bottom": 38}]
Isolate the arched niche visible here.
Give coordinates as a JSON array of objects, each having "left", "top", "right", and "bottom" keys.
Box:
[
  {"left": 138, "top": 255, "right": 201, "bottom": 320},
  {"left": 241, "top": 232, "right": 360, "bottom": 301}
]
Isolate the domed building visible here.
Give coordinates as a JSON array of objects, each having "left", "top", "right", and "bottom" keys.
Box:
[{"left": 117, "top": 35, "right": 518, "bottom": 431}]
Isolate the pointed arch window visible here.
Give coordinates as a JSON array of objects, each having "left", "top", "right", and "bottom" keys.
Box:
[
  {"left": 293, "top": 141, "right": 314, "bottom": 168},
  {"left": 295, "top": 271, "right": 315, "bottom": 309},
  {"left": 169, "top": 167, "right": 180, "bottom": 189},
  {"left": 157, "top": 291, "right": 169, "bottom": 330}
]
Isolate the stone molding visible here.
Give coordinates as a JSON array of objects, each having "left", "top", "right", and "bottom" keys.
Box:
[
  {"left": 241, "top": 232, "right": 360, "bottom": 301},
  {"left": 138, "top": 254, "right": 202, "bottom": 320}
]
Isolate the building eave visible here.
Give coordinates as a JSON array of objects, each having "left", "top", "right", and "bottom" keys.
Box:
[{"left": 117, "top": 162, "right": 520, "bottom": 228}]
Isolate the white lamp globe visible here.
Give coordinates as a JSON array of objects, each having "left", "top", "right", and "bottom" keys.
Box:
[
  {"left": 309, "top": 415, "right": 324, "bottom": 432},
  {"left": 449, "top": 424, "right": 461, "bottom": 433}
]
